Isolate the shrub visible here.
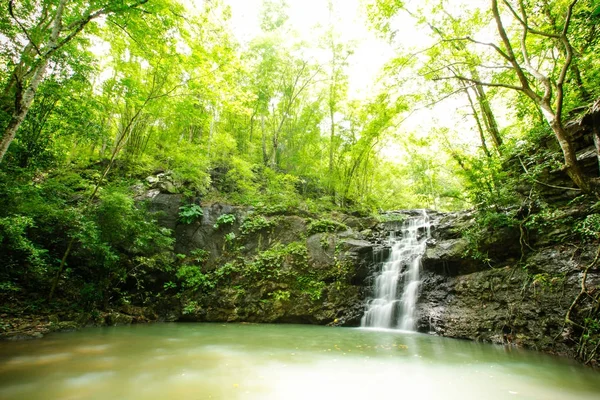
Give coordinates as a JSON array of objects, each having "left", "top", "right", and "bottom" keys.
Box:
[
  {"left": 576, "top": 214, "right": 600, "bottom": 241},
  {"left": 240, "top": 215, "right": 277, "bottom": 235},
  {"left": 214, "top": 213, "right": 236, "bottom": 229},
  {"left": 178, "top": 204, "right": 203, "bottom": 224},
  {"left": 307, "top": 218, "right": 348, "bottom": 235},
  {"left": 176, "top": 265, "right": 214, "bottom": 292}
]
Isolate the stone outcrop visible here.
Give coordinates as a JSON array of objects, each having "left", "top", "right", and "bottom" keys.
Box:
[
  {"left": 135, "top": 176, "right": 599, "bottom": 365},
  {"left": 138, "top": 182, "right": 379, "bottom": 326},
  {"left": 415, "top": 209, "right": 599, "bottom": 365}
]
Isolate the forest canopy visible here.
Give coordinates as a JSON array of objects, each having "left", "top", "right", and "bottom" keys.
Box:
[{"left": 1, "top": 0, "right": 599, "bottom": 212}]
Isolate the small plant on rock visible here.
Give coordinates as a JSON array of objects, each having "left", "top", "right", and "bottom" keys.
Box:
[
  {"left": 240, "top": 215, "right": 277, "bottom": 235},
  {"left": 307, "top": 218, "right": 348, "bottom": 235},
  {"left": 178, "top": 204, "right": 203, "bottom": 224},
  {"left": 214, "top": 213, "right": 236, "bottom": 229}
]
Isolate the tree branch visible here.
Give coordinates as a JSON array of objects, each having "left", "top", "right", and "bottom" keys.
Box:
[
  {"left": 8, "top": 0, "right": 42, "bottom": 56},
  {"left": 457, "top": 37, "right": 512, "bottom": 62},
  {"left": 555, "top": 0, "right": 579, "bottom": 122},
  {"left": 433, "top": 75, "right": 524, "bottom": 92}
]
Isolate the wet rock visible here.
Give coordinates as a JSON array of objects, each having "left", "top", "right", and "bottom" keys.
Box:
[
  {"left": 144, "top": 192, "right": 183, "bottom": 231},
  {"left": 104, "top": 312, "right": 133, "bottom": 326},
  {"left": 306, "top": 233, "right": 336, "bottom": 268},
  {"left": 53, "top": 321, "right": 79, "bottom": 332},
  {"left": 424, "top": 238, "right": 468, "bottom": 262},
  {"left": 417, "top": 239, "right": 600, "bottom": 362}
]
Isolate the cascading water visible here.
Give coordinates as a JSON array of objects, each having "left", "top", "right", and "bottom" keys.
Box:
[{"left": 361, "top": 210, "right": 431, "bottom": 330}]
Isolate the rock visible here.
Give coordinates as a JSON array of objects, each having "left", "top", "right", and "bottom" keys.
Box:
[
  {"left": 104, "top": 312, "right": 133, "bottom": 326},
  {"left": 417, "top": 238, "right": 600, "bottom": 362},
  {"left": 306, "top": 233, "right": 336, "bottom": 268},
  {"left": 339, "top": 239, "right": 373, "bottom": 253},
  {"left": 145, "top": 192, "right": 183, "bottom": 231},
  {"left": 53, "top": 321, "right": 79, "bottom": 332},
  {"left": 119, "top": 304, "right": 157, "bottom": 322},
  {"left": 424, "top": 238, "right": 468, "bottom": 261},
  {"left": 342, "top": 215, "right": 378, "bottom": 230},
  {"left": 158, "top": 180, "right": 178, "bottom": 194}
]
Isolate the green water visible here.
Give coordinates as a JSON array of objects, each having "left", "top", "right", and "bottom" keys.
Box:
[{"left": 1, "top": 323, "right": 599, "bottom": 399}]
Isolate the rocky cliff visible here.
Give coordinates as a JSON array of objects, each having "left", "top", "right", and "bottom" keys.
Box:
[
  {"left": 138, "top": 178, "right": 380, "bottom": 326},
  {"left": 134, "top": 172, "right": 599, "bottom": 366},
  {"left": 417, "top": 208, "right": 599, "bottom": 366}
]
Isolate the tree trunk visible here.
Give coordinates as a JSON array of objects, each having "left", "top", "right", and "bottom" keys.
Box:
[
  {"left": 207, "top": 106, "right": 215, "bottom": 157},
  {"left": 474, "top": 83, "right": 503, "bottom": 153},
  {"left": 0, "top": 60, "right": 50, "bottom": 162},
  {"left": 591, "top": 99, "right": 600, "bottom": 176},
  {"left": 0, "top": 0, "right": 66, "bottom": 163},
  {"left": 464, "top": 86, "right": 492, "bottom": 158},
  {"left": 329, "top": 107, "right": 335, "bottom": 175},
  {"left": 261, "top": 115, "right": 268, "bottom": 166},
  {"left": 271, "top": 132, "right": 279, "bottom": 168},
  {"left": 548, "top": 116, "right": 591, "bottom": 193},
  {"left": 593, "top": 128, "right": 600, "bottom": 177}
]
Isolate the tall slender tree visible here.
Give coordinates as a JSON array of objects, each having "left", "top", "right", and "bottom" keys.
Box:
[{"left": 0, "top": 0, "right": 154, "bottom": 162}]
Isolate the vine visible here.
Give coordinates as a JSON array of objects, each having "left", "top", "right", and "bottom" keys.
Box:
[{"left": 563, "top": 244, "right": 600, "bottom": 364}]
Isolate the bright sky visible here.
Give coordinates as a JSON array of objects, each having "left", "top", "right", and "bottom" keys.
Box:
[{"left": 223, "top": 0, "right": 394, "bottom": 100}]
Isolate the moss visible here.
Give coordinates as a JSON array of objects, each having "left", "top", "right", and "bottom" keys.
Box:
[
  {"left": 307, "top": 218, "right": 348, "bottom": 235},
  {"left": 240, "top": 215, "right": 279, "bottom": 235}
]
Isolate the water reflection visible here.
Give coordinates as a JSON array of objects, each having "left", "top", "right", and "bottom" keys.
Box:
[{"left": 0, "top": 323, "right": 598, "bottom": 400}]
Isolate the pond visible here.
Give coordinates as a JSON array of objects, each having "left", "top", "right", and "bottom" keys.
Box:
[{"left": 1, "top": 323, "right": 599, "bottom": 399}]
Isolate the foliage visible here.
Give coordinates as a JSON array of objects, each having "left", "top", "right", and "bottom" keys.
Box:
[
  {"left": 240, "top": 215, "right": 278, "bottom": 235},
  {"left": 0, "top": 166, "right": 174, "bottom": 312},
  {"left": 0, "top": 215, "right": 49, "bottom": 278},
  {"left": 307, "top": 219, "right": 348, "bottom": 235},
  {"left": 178, "top": 204, "right": 204, "bottom": 225},
  {"left": 462, "top": 209, "right": 518, "bottom": 263},
  {"left": 269, "top": 290, "right": 291, "bottom": 301},
  {"left": 214, "top": 214, "right": 236, "bottom": 229},
  {"left": 176, "top": 265, "right": 214, "bottom": 292},
  {"left": 576, "top": 214, "right": 600, "bottom": 241},
  {"left": 224, "top": 232, "right": 236, "bottom": 247},
  {"left": 190, "top": 248, "right": 210, "bottom": 264},
  {"left": 296, "top": 276, "right": 326, "bottom": 301},
  {"left": 212, "top": 262, "right": 240, "bottom": 282},
  {"left": 182, "top": 300, "right": 199, "bottom": 315},
  {"left": 2, "top": 1, "right": 600, "bottom": 359}
]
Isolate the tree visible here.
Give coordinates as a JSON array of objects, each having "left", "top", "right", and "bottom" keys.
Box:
[
  {"left": 0, "top": 0, "right": 152, "bottom": 163},
  {"left": 405, "top": 2, "right": 504, "bottom": 154},
  {"left": 450, "top": 0, "right": 594, "bottom": 193},
  {"left": 324, "top": 0, "right": 351, "bottom": 181}
]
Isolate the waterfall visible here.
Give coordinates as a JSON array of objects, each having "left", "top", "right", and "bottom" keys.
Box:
[{"left": 361, "top": 210, "right": 431, "bottom": 330}]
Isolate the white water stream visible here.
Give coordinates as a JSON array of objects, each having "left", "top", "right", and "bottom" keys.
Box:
[{"left": 361, "top": 210, "right": 431, "bottom": 330}]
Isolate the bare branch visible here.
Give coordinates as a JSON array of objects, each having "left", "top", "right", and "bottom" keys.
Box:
[
  {"left": 503, "top": 0, "right": 526, "bottom": 27},
  {"left": 555, "top": 0, "right": 579, "bottom": 121},
  {"left": 109, "top": 20, "right": 146, "bottom": 50},
  {"left": 491, "top": 0, "right": 541, "bottom": 103},
  {"left": 513, "top": 0, "right": 553, "bottom": 103},
  {"left": 8, "top": 0, "right": 42, "bottom": 56},
  {"left": 433, "top": 75, "right": 524, "bottom": 92},
  {"left": 459, "top": 37, "right": 512, "bottom": 62}
]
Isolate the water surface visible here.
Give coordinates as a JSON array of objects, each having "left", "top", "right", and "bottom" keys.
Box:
[{"left": 1, "top": 323, "right": 599, "bottom": 399}]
